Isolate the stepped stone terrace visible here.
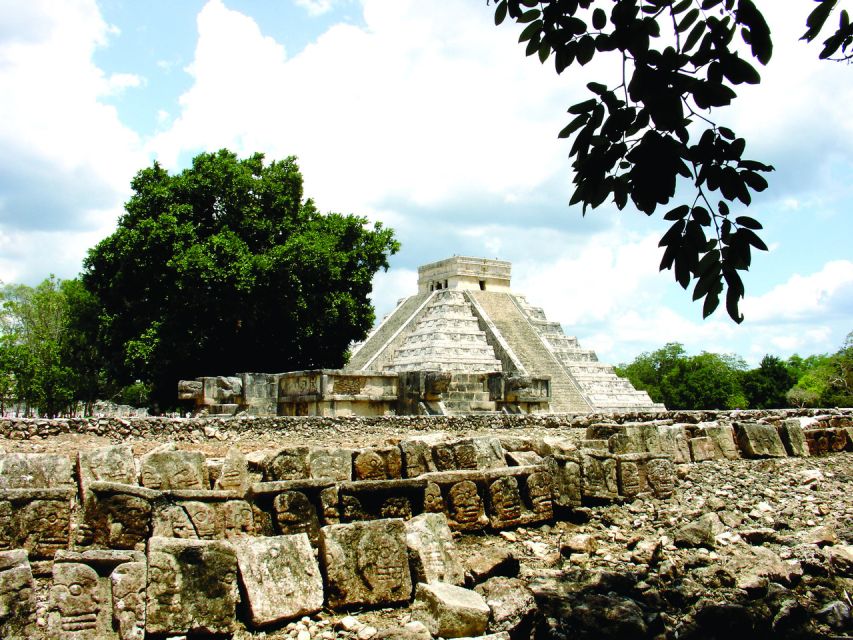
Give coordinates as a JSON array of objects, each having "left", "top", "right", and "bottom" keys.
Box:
[{"left": 179, "top": 256, "right": 663, "bottom": 417}]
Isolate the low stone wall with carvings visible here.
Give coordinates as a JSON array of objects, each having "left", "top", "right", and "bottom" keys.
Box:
[{"left": 0, "top": 409, "right": 849, "bottom": 638}]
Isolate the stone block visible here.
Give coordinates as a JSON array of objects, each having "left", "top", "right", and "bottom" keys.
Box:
[
  {"left": 0, "top": 550, "right": 35, "bottom": 639},
  {"left": 272, "top": 491, "right": 320, "bottom": 543},
  {"left": 48, "top": 561, "right": 107, "bottom": 639},
  {"left": 78, "top": 445, "right": 137, "bottom": 499},
  {"left": 405, "top": 513, "right": 465, "bottom": 585},
  {"left": 778, "top": 420, "right": 809, "bottom": 457},
  {"left": 232, "top": 534, "right": 323, "bottom": 627},
  {"left": 400, "top": 433, "right": 450, "bottom": 477},
  {"left": 580, "top": 452, "right": 618, "bottom": 500},
  {"left": 152, "top": 498, "right": 257, "bottom": 541},
  {"left": 353, "top": 446, "right": 403, "bottom": 480},
  {"left": 0, "top": 492, "right": 73, "bottom": 559},
  {"left": 0, "top": 453, "right": 74, "bottom": 489},
  {"left": 85, "top": 486, "right": 154, "bottom": 550},
  {"left": 688, "top": 437, "right": 717, "bottom": 462},
  {"left": 214, "top": 448, "right": 250, "bottom": 492},
  {"left": 111, "top": 561, "right": 146, "bottom": 640},
  {"left": 506, "top": 451, "right": 543, "bottom": 466},
  {"left": 735, "top": 422, "right": 787, "bottom": 458},
  {"left": 422, "top": 474, "right": 489, "bottom": 531},
  {"left": 320, "top": 519, "right": 413, "bottom": 608},
  {"left": 309, "top": 447, "right": 354, "bottom": 481},
  {"left": 697, "top": 424, "right": 740, "bottom": 460},
  {"left": 474, "top": 576, "right": 537, "bottom": 639},
  {"left": 412, "top": 582, "right": 490, "bottom": 639},
  {"left": 486, "top": 476, "right": 525, "bottom": 528},
  {"left": 646, "top": 458, "right": 676, "bottom": 498},
  {"left": 657, "top": 425, "right": 690, "bottom": 463},
  {"left": 339, "top": 478, "right": 427, "bottom": 523},
  {"left": 545, "top": 456, "right": 581, "bottom": 509},
  {"left": 146, "top": 537, "right": 239, "bottom": 635},
  {"left": 140, "top": 449, "right": 208, "bottom": 490},
  {"left": 263, "top": 447, "right": 311, "bottom": 481}
]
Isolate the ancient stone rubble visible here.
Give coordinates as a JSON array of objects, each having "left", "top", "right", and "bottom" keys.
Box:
[
  {"left": 178, "top": 257, "right": 665, "bottom": 417},
  {"left": 0, "top": 408, "right": 849, "bottom": 637}
]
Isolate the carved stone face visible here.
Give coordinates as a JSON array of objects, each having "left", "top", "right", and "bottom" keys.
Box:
[
  {"left": 23, "top": 499, "right": 69, "bottom": 558},
  {"left": 222, "top": 501, "right": 254, "bottom": 539},
  {"left": 380, "top": 497, "right": 412, "bottom": 520},
  {"left": 448, "top": 481, "right": 482, "bottom": 525},
  {"left": 619, "top": 462, "right": 641, "bottom": 496},
  {"left": 454, "top": 443, "right": 477, "bottom": 470},
  {"left": 147, "top": 551, "right": 181, "bottom": 613},
  {"left": 357, "top": 529, "right": 405, "bottom": 592},
  {"left": 489, "top": 477, "right": 522, "bottom": 522},
  {"left": 646, "top": 459, "right": 674, "bottom": 497},
  {"left": 354, "top": 451, "right": 385, "bottom": 481},
  {"left": 166, "top": 506, "right": 197, "bottom": 539},
  {"left": 526, "top": 472, "right": 554, "bottom": 516},
  {"left": 273, "top": 491, "right": 318, "bottom": 538},
  {"left": 103, "top": 495, "right": 150, "bottom": 549},
  {"left": 51, "top": 563, "right": 100, "bottom": 633},
  {"left": 423, "top": 483, "right": 443, "bottom": 513},
  {"left": 111, "top": 562, "right": 145, "bottom": 640},
  {"left": 184, "top": 502, "right": 217, "bottom": 540},
  {"left": 433, "top": 446, "right": 456, "bottom": 471}
]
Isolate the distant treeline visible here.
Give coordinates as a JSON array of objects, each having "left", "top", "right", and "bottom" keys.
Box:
[{"left": 615, "top": 335, "right": 853, "bottom": 411}]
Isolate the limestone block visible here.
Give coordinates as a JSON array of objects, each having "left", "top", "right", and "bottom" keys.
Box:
[
  {"left": 778, "top": 420, "right": 809, "bottom": 457},
  {"left": 657, "top": 425, "right": 691, "bottom": 464},
  {"left": 214, "top": 448, "right": 250, "bottom": 492},
  {"left": 273, "top": 491, "right": 320, "bottom": 543},
  {"left": 474, "top": 576, "right": 537, "bottom": 639},
  {"left": 48, "top": 562, "right": 107, "bottom": 639},
  {"left": 353, "top": 446, "right": 403, "bottom": 480},
  {"left": 17, "top": 495, "right": 72, "bottom": 559},
  {"left": 85, "top": 486, "right": 154, "bottom": 550},
  {"left": 405, "top": 513, "right": 465, "bottom": 585},
  {"left": 524, "top": 471, "right": 555, "bottom": 521},
  {"left": 433, "top": 438, "right": 506, "bottom": 472},
  {"left": 309, "top": 447, "right": 354, "bottom": 481},
  {"left": 645, "top": 458, "right": 676, "bottom": 498},
  {"left": 486, "top": 476, "right": 524, "bottom": 528},
  {"left": 263, "top": 447, "right": 310, "bottom": 481},
  {"left": 0, "top": 453, "right": 74, "bottom": 489},
  {"left": 506, "top": 451, "right": 543, "bottom": 466},
  {"left": 411, "top": 582, "right": 490, "bottom": 639},
  {"left": 697, "top": 424, "right": 740, "bottom": 460},
  {"left": 625, "top": 424, "right": 663, "bottom": 454},
  {"left": 78, "top": 445, "right": 136, "bottom": 499},
  {"left": 735, "top": 422, "right": 787, "bottom": 458},
  {"left": 446, "top": 480, "right": 489, "bottom": 531},
  {"left": 339, "top": 478, "right": 427, "bottom": 523},
  {"left": 140, "top": 449, "right": 208, "bottom": 490},
  {"left": 580, "top": 452, "right": 618, "bottom": 500},
  {"left": 111, "top": 562, "right": 146, "bottom": 640},
  {"left": 400, "top": 433, "right": 450, "bottom": 477},
  {"left": 0, "top": 550, "right": 35, "bottom": 639},
  {"left": 146, "top": 537, "right": 239, "bottom": 635},
  {"left": 232, "top": 534, "right": 323, "bottom": 627},
  {"left": 319, "top": 519, "right": 413, "bottom": 608},
  {"left": 545, "top": 456, "right": 582, "bottom": 508},
  {"left": 688, "top": 437, "right": 717, "bottom": 462},
  {"left": 177, "top": 379, "right": 203, "bottom": 401}
]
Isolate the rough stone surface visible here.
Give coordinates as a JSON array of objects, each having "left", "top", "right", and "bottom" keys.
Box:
[
  {"left": 474, "top": 576, "right": 537, "bottom": 639},
  {"left": 736, "top": 422, "right": 787, "bottom": 458},
  {"left": 320, "top": 519, "right": 413, "bottom": 608},
  {"left": 233, "top": 534, "right": 323, "bottom": 626},
  {"left": 412, "top": 581, "right": 490, "bottom": 639},
  {"left": 111, "top": 561, "right": 146, "bottom": 640},
  {"left": 405, "top": 513, "right": 465, "bottom": 585},
  {"left": 145, "top": 536, "right": 238, "bottom": 635},
  {"left": 0, "top": 549, "right": 34, "bottom": 639}
]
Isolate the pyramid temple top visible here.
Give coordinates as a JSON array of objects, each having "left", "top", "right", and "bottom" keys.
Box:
[{"left": 417, "top": 256, "right": 512, "bottom": 294}]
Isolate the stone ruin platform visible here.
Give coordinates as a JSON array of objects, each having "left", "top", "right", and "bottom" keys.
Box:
[
  {"left": 0, "top": 408, "right": 849, "bottom": 638},
  {"left": 179, "top": 256, "right": 664, "bottom": 418}
]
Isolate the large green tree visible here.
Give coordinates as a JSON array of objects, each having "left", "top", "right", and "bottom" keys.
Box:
[
  {"left": 82, "top": 150, "right": 399, "bottom": 407},
  {"left": 492, "top": 0, "right": 852, "bottom": 321},
  {"left": 740, "top": 354, "right": 794, "bottom": 408}
]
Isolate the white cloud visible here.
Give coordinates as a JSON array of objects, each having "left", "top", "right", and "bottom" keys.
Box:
[
  {"left": 294, "top": 0, "right": 336, "bottom": 16},
  {"left": 741, "top": 260, "right": 853, "bottom": 323},
  {"left": 0, "top": 0, "right": 145, "bottom": 266},
  {"left": 147, "top": 0, "right": 576, "bottom": 217},
  {"left": 105, "top": 72, "right": 143, "bottom": 94}
]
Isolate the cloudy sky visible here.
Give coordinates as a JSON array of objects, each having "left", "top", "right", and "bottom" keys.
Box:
[{"left": 1, "top": 0, "right": 850, "bottom": 366}]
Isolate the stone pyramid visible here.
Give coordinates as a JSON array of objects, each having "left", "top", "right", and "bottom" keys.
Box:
[{"left": 347, "top": 256, "right": 664, "bottom": 413}]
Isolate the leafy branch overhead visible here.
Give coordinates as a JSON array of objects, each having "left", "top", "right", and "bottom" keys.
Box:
[{"left": 492, "top": 0, "right": 850, "bottom": 322}]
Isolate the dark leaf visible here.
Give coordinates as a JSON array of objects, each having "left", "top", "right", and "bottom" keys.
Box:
[
  {"left": 592, "top": 7, "right": 607, "bottom": 30},
  {"left": 734, "top": 215, "right": 762, "bottom": 230},
  {"left": 518, "top": 8, "right": 541, "bottom": 24},
  {"left": 802, "top": 0, "right": 837, "bottom": 42},
  {"left": 495, "top": 0, "right": 508, "bottom": 26},
  {"left": 664, "top": 204, "right": 690, "bottom": 221}
]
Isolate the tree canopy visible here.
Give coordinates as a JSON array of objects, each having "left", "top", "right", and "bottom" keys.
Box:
[
  {"left": 616, "top": 332, "right": 853, "bottom": 410},
  {"left": 82, "top": 150, "right": 399, "bottom": 407},
  {"left": 491, "top": 0, "right": 852, "bottom": 322}
]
